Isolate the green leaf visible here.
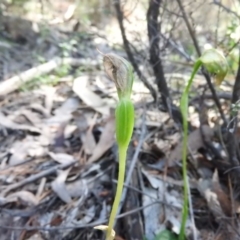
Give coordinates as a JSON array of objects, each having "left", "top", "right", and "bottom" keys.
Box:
[
  {"left": 154, "top": 230, "right": 178, "bottom": 240},
  {"left": 115, "top": 98, "right": 135, "bottom": 148}
]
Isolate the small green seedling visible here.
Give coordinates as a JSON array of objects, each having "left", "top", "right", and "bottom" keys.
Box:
[
  {"left": 179, "top": 48, "right": 228, "bottom": 240},
  {"left": 95, "top": 53, "right": 135, "bottom": 240}
]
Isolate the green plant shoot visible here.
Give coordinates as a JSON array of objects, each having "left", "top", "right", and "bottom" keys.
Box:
[
  {"left": 179, "top": 48, "right": 228, "bottom": 240},
  {"left": 95, "top": 53, "right": 135, "bottom": 240}
]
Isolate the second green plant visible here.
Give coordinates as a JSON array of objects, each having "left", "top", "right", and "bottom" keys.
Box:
[{"left": 179, "top": 48, "right": 228, "bottom": 240}]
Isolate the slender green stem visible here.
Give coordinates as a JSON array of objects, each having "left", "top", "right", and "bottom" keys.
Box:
[
  {"left": 178, "top": 112, "right": 188, "bottom": 240},
  {"left": 179, "top": 60, "right": 201, "bottom": 240},
  {"left": 106, "top": 146, "right": 127, "bottom": 240},
  {"left": 179, "top": 49, "right": 228, "bottom": 239}
]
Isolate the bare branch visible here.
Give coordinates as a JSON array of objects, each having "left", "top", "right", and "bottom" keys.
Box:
[
  {"left": 226, "top": 48, "right": 240, "bottom": 169},
  {"left": 176, "top": 0, "right": 227, "bottom": 125},
  {"left": 160, "top": 33, "right": 193, "bottom": 61},
  {"left": 147, "top": 0, "right": 183, "bottom": 124},
  {"left": 113, "top": 0, "right": 157, "bottom": 101},
  {"left": 212, "top": 0, "right": 240, "bottom": 19}
]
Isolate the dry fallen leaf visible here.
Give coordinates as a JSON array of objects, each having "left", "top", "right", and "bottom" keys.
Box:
[
  {"left": 51, "top": 169, "right": 72, "bottom": 203},
  {"left": 30, "top": 103, "right": 50, "bottom": 118},
  {"left": 168, "top": 125, "right": 214, "bottom": 166},
  {"left": 72, "top": 110, "right": 90, "bottom": 132},
  {"left": 66, "top": 179, "right": 88, "bottom": 198},
  {"left": 197, "top": 170, "right": 233, "bottom": 218},
  {"left": 83, "top": 114, "right": 97, "bottom": 155},
  {"left": 88, "top": 116, "right": 115, "bottom": 163},
  {"left": 48, "top": 152, "right": 75, "bottom": 164},
  {"left": 73, "top": 76, "right": 109, "bottom": 115},
  {"left": 9, "top": 140, "right": 31, "bottom": 166},
  {"left": 42, "top": 85, "right": 56, "bottom": 116},
  {"left": 72, "top": 205, "right": 95, "bottom": 224},
  {"left": 9, "top": 136, "right": 47, "bottom": 165},
  {"left": 26, "top": 233, "right": 44, "bottom": 240},
  {"left": 6, "top": 190, "right": 39, "bottom": 206},
  {"left": 0, "top": 111, "right": 41, "bottom": 133},
  {"left": 84, "top": 128, "right": 97, "bottom": 154},
  {"left": 46, "top": 97, "right": 80, "bottom": 125},
  {"left": 14, "top": 109, "right": 42, "bottom": 126}
]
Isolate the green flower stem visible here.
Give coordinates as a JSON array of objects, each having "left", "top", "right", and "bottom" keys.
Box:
[
  {"left": 179, "top": 60, "right": 201, "bottom": 240},
  {"left": 106, "top": 98, "right": 134, "bottom": 240},
  {"left": 106, "top": 145, "right": 127, "bottom": 240},
  {"left": 101, "top": 54, "right": 135, "bottom": 240},
  {"left": 179, "top": 49, "right": 228, "bottom": 240}
]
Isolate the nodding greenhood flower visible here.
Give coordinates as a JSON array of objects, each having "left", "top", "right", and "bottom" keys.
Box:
[
  {"left": 200, "top": 49, "right": 228, "bottom": 86},
  {"left": 100, "top": 53, "right": 135, "bottom": 240},
  {"left": 103, "top": 53, "right": 135, "bottom": 149},
  {"left": 103, "top": 53, "right": 134, "bottom": 100},
  {"left": 179, "top": 48, "right": 228, "bottom": 240}
]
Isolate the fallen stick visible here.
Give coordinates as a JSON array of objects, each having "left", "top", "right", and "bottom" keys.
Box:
[
  {"left": 1, "top": 159, "right": 77, "bottom": 197},
  {"left": 0, "top": 57, "right": 99, "bottom": 96}
]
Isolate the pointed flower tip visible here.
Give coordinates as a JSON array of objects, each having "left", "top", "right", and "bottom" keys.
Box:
[
  {"left": 103, "top": 53, "right": 134, "bottom": 99},
  {"left": 200, "top": 48, "right": 228, "bottom": 86}
]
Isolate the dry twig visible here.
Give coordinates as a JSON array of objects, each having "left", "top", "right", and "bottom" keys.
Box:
[
  {"left": 1, "top": 160, "right": 77, "bottom": 197},
  {"left": 176, "top": 0, "right": 227, "bottom": 125},
  {"left": 0, "top": 58, "right": 99, "bottom": 96},
  {"left": 113, "top": 0, "right": 157, "bottom": 101}
]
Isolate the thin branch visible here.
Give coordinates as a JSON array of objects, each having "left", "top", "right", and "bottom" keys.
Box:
[
  {"left": 0, "top": 201, "right": 166, "bottom": 232},
  {"left": 1, "top": 160, "right": 78, "bottom": 197},
  {"left": 113, "top": 0, "right": 157, "bottom": 101},
  {"left": 212, "top": 0, "right": 240, "bottom": 19},
  {"left": 176, "top": 0, "right": 201, "bottom": 56},
  {"left": 147, "top": 0, "right": 169, "bottom": 107},
  {"left": 231, "top": 48, "right": 240, "bottom": 112},
  {"left": 176, "top": 0, "right": 227, "bottom": 125},
  {"left": 160, "top": 33, "right": 193, "bottom": 62},
  {"left": 227, "top": 47, "right": 240, "bottom": 169},
  {"left": 226, "top": 39, "right": 240, "bottom": 57},
  {"left": 0, "top": 57, "right": 99, "bottom": 96},
  {"left": 147, "top": 0, "right": 183, "bottom": 124}
]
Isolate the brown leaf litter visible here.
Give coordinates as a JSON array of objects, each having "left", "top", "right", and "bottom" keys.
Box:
[
  {"left": 0, "top": 28, "right": 240, "bottom": 239},
  {"left": 1, "top": 72, "right": 240, "bottom": 240}
]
